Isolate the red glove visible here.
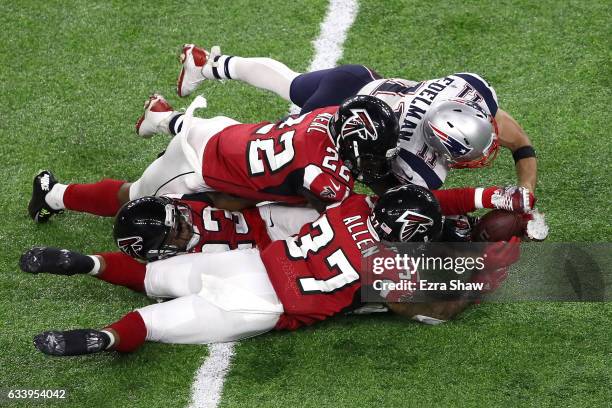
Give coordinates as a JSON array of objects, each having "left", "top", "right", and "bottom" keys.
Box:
[
  {"left": 471, "top": 237, "right": 521, "bottom": 296},
  {"left": 482, "top": 236, "right": 521, "bottom": 270}
]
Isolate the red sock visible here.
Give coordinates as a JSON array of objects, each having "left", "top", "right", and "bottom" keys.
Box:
[
  {"left": 105, "top": 311, "right": 147, "bottom": 353},
  {"left": 63, "top": 179, "right": 125, "bottom": 216},
  {"left": 96, "top": 252, "right": 146, "bottom": 293}
]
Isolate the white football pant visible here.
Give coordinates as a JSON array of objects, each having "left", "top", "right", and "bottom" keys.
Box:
[
  {"left": 137, "top": 249, "right": 283, "bottom": 344},
  {"left": 129, "top": 115, "right": 239, "bottom": 200}
]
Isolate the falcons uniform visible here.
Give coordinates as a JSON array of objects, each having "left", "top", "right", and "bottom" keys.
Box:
[
  {"left": 200, "top": 107, "right": 353, "bottom": 204},
  {"left": 181, "top": 197, "right": 271, "bottom": 253},
  {"left": 259, "top": 185, "right": 483, "bottom": 330},
  {"left": 92, "top": 186, "right": 493, "bottom": 348},
  {"left": 358, "top": 73, "right": 499, "bottom": 189}
]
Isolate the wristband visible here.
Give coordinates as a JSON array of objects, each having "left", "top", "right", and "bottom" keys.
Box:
[{"left": 512, "top": 145, "right": 536, "bottom": 162}]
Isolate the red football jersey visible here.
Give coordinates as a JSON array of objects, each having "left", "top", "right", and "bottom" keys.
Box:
[
  {"left": 260, "top": 194, "right": 384, "bottom": 330},
  {"left": 201, "top": 107, "right": 353, "bottom": 204},
  {"left": 178, "top": 198, "right": 271, "bottom": 253}
]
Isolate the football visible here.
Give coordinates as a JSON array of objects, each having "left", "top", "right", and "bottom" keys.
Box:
[{"left": 471, "top": 210, "right": 526, "bottom": 242}]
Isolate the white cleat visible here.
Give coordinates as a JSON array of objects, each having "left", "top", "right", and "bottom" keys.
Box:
[
  {"left": 135, "top": 94, "right": 175, "bottom": 138},
  {"left": 177, "top": 44, "right": 222, "bottom": 97}
]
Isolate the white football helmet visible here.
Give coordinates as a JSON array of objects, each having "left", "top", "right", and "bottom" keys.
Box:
[{"left": 422, "top": 98, "right": 499, "bottom": 168}]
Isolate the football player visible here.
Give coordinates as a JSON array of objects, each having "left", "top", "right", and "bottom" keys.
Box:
[
  {"left": 27, "top": 185, "right": 523, "bottom": 356},
  {"left": 176, "top": 44, "right": 537, "bottom": 194},
  {"left": 21, "top": 184, "right": 533, "bottom": 285},
  {"left": 21, "top": 193, "right": 319, "bottom": 291},
  {"left": 27, "top": 94, "right": 399, "bottom": 223}
]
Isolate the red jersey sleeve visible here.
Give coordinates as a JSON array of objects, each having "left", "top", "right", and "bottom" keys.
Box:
[{"left": 303, "top": 164, "right": 352, "bottom": 204}]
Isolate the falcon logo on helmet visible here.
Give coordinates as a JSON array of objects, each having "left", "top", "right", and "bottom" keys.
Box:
[
  {"left": 341, "top": 109, "right": 378, "bottom": 141},
  {"left": 396, "top": 210, "right": 434, "bottom": 242},
  {"left": 427, "top": 121, "right": 473, "bottom": 158},
  {"left": 117, "top": 236, "right": 144, "bottom": 259}
]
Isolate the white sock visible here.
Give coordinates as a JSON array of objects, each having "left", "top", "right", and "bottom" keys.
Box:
[
  {"left": 44, "top": 183, "right": 68, "bottom": 210},
  {"left": 100, "top": 329, "right": 115, "bottom": 349},
  {"left": 204, "top": 55, "right": 299, "bottom": 101},
  {"left": 474, "top": 187, "right": 484, "bottom": 209},
  {"left": 88, "top": 256, "right": 101, "bottom": 276}
]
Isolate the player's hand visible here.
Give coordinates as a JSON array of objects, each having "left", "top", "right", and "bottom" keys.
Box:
[
  {"left": 491, "top": 186, "right": 536, "bottom": 213},
  {"left": 471, "top": 266, "right": 509, "bottom": 294},
  {"left": 522, "top": 209, "right": 550, "bottom": 241},
  {"left": 482, "top": 236, "right": 521, "bottom": 271}
]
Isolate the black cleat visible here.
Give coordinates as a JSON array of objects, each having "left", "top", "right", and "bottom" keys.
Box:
[
  {"left": 20, "top": 247, "right": 94, "bottom": 275},
  {"left": 28, "top": 170, "right": 63, "bottom": 223},
  {"left": 34, "top": 329, "right": 110, "bottom": 356}
]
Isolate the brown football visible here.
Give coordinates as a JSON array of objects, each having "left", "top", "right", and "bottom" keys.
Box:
[{"left": 471, "top": 210, "right": 526, "bottom": 242}]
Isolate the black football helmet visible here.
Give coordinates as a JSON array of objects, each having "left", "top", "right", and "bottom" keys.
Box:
[
  {"left": 371, "top": 185, "right": 443, "bottom": 242},
  {"left": 113, "top": 196, "right": 194, "bottom": 261},
  {"left": 329, "top": 95, "right": 399, "bottom": 184}
]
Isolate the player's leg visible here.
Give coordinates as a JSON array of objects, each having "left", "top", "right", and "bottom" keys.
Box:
[
  {"left": 28, "top": 169, "right": 128, "bottom": 222},
  {"left": 20, "top": 248, "right": 147, "bottom": 292},
  {"left": 178, "top": 44, "right": 300, "bottom": 100},
  {"left": 177, "top": 45, "right": 381, "bottom": 113},
  {"left": 33, "top": 311, "right": 147, "bottom": 356},
  {"left": 131, "top": 96, "right": 241, "bottom": 200},
  {"left": 28, "top": 94, "right": 176, "bottom": 222},
  {"left": 292, "top": 64, "right": 381, "bottom": 113},
  {"left": 33, "top": 249, "right": 283, "bottom": 355}
]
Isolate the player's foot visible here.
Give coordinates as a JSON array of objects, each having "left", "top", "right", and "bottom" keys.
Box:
[
  {"left": 34, "top": 329, "right": 110, "bottom": 356},
  {"left": 135, "top": 94, "right": 175, "bottom": 138},
  {"left": 20, "top": 247, "right": 94, "bottom": 276},
  {"left": 177, "top": 44, "right": 221, "bottom": 97},
  {"left": 491, "top": 186, "right": 534, "bottom": 213},
  {"left": 28, "top": 170, "right": 63, "bottom": 223}
]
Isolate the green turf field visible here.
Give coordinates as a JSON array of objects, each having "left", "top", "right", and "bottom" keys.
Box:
[{"left": 1, "top": 0, "right": 610, "bottom": 407}]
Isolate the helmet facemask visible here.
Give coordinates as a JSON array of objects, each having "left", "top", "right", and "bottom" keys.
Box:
[
  {"left": 148, "top": 201, "right": 195, "bottom": 261},
  {"left": 342, "top": 139, "right": 399, "bottom": 184}
]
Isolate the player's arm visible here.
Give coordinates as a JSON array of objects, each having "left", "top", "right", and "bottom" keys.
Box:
[
  {"left": 206, "top": 192, "right": 261, "bottom": 211},
  {"left": 302, "top": 165, "right": 351, "bottom": 213},
  {"left": 433, "top": 186, "right": 535, "bottom": 215},
  {"left": 495, "top": 109, "right": 537, "bottom": 192}
]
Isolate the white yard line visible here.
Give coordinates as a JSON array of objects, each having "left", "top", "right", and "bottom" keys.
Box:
[
  {"left": 188, "top": 1, "right": 358, "bottom": 407},
  {"left": 188, "top": 342, "right": 236, "bottom": 408},
  {"left": 290, "top": 0, "right": 359, "bottom": 113}
]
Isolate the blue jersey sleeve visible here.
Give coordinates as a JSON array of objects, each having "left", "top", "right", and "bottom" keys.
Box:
[{"left": 454, "top": 73, "right": 499, "bottom": 116}]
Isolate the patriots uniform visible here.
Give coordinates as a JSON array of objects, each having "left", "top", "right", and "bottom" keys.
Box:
[
  {"left": 359, "top": 73, "right": 499, "bottom": 189},
  {"left": 201, "top": 107, "right": 353, "bottom": 204}
]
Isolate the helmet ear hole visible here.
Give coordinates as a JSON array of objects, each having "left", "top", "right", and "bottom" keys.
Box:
[{"left": 447, "top": 122, "right": 454, "bottom": 128}]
